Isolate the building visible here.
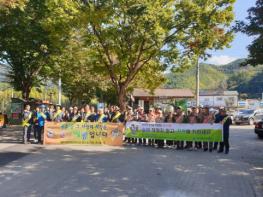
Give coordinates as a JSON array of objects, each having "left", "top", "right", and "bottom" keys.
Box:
[
  {"left": 199, "top": 90, "right": 238, "bottom": 108},
  {"left": 132, "top": 88, "right": 194, "bottom": 111}
]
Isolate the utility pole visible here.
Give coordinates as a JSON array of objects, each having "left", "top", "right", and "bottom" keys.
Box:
[
  {"left": 58, "top": 77, "right": 62, "bottom": 105},
  {"left": 196, "top": 58, "right": 200, "bottom": 107}
]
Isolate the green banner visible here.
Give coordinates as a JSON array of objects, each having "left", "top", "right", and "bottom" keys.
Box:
[{"left": 125, "top": 122, "right": 223, "bottom": 142}]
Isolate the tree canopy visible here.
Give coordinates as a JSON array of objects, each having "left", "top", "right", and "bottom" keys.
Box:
[
  {"left": 236, "top": 0, "right": 263, "bottom": 66},
  {"left": 0, "top": 0, "right": 236, "bottom": 108},
  {"left": 0, "top": 0, "right": 81, "bottom": 99},
  {"left": 78, "top": 0, "right": 235, "bottom": 110}
]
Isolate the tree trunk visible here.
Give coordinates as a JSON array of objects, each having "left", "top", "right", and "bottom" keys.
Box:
[
  {"left": 22, "top": 85, "right": 31, "bottom": 101},
  {"left": 117, "top": 85, "right": 127, "bottom": 112}
]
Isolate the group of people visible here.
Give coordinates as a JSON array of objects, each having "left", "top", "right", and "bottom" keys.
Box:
[
  {"left": 22, "top": 104, "right": 232, "bottom": 154},
  {"left": 22, "top": 104, "right": 125, "bottom": 144},
  {"left": 125, "top": 105, "right": 232, "bottom": 154}
]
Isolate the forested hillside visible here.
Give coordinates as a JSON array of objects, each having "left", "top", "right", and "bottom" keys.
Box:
[{"left": 165, "top": 59, "right": 263, "bottom": 99}]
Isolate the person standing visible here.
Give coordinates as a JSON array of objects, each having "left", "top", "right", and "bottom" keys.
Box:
[
  {"left": 53, "top": 105, "right": 63, "bottom": 122},
  {"left": 175, "top": 107, "right": 186, "bottom": 150},
  {"left": 36, "top": 105, "right": 47, "bottom": 144},
  {"left": 70, "top": 106, "right": 81, "bottom": 122},
  {"left": 217, "top": 109, "right": 232, "bottom": 154},
  {"left": 155, "top": 107, "right": 164, "bottom": 148},
  {"left": 202, "top": 107, "right": 214, "bottom": 152},
  {"left": 22, "top": 105, "right": 33, "bottom": 144},
  {"left": 95, "top": 108, "right": 108, "bottom": 123},
  {"left": 145, "top": 108, "right": 156, "bottom": 146},
  {"left": 84, "top": 105, "right": 91, "bottom": 122},
  {"left": 164, "top": 108, "right": 176, "bottom": 147},
  {"left": 185, "top": 107, "right": 198, "bottom": 150}
]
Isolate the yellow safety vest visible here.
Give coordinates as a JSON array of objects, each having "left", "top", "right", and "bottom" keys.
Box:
[
  {"left": 22, "top": 112, "right": 32, "bottom": 127},
  {"left": 53, "top": 110, "right": 62, "bottom": 121},
  {"left": 98, "top": 114, "right": 106, "bottom": 123},
  {"left": 112, "top": 112, "right": 121, "bottom": 122}
]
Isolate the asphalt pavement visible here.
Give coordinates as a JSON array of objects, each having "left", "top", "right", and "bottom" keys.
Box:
[{"left": 0, "top": 125, "right": 262, "bottom": 197}]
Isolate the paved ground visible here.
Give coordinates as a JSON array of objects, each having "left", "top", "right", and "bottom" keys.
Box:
[{"left": 0, "top": 125, "right": 262, "bottom": 197}]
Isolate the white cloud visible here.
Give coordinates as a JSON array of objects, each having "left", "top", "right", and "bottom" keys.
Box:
[{"left": 205, "top": 55, "right": 238, "bottom": 65}]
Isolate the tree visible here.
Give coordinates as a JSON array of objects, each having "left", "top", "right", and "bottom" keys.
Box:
[
  {"left": 0, "top": 0, "right": 27, "bottom": 10},
  {"left": 0, "top": 0, "right": 81, "bottom": 100},
  {"left": 236, "top": 0, "right": 263, "bottom": 66},
  {"left": 80, "top": 0, "right": 235, "bottom": 111}
]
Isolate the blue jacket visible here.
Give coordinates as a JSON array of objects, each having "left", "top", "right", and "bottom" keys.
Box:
[{"left": 37, "top": 112, "right": 46, "bottom": 127}]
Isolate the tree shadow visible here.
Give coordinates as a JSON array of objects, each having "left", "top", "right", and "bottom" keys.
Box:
[{"left": 0, "top": 144, "right": 261, "bottom": 197}]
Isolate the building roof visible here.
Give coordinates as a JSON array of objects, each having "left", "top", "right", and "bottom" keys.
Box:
[
  {"left": 200, "top": 90, "right": 238, "bottom": 96},
  {"left": 132, "top": 88, "right": 194, "bottom": 98}
]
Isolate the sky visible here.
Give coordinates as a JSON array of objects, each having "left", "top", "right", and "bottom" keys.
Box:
[{"left": 205, "top": 0, "right": 257, "bottom": 65}]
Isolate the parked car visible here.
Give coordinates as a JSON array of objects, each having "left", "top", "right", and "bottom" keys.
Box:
[
  {"left": 234, "top": 109, "right": 263, "bottom": 125},
  {"left": 254, "top": 114, "right": 263, "bottom": 139}
]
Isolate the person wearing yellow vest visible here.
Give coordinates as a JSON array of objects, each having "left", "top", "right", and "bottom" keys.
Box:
[
  {"left": 95, "top": 108, "right": 108, "bottom": 123},
  {"left": 111, "top": 106, "right": 123, "bottom": 123},
  {"left": 22, "top": 105, "right": 33, "bottom": 144},
  {"left": 53, "top": 105, "right": 63, "bottom": 122},
  {"left": 36, "top": 105, "right": 47, "bottom": 144}
]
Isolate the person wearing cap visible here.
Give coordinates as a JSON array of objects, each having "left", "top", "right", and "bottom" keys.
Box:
[
  {"left": 22, "top": 105, "right": 33, "bottom": 144},
  {"left": 217, "top": 108, "right": 232, "bottom": 154},
  {"left": 175, "top": 106, "right": 186, "bottom": 150},
  {"left": 36, "top": 105, "right": 47, "bottom": 144}
]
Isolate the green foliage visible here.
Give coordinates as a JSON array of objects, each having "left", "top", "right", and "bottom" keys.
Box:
[
  {"left": 0, "top": 0, "right": 81, "bottom": 99},
  {"left": 166, "top": 59, "right": 263, "bottom": 99},
  {"left": 236, "top": 0, "right": 263, "bottom": 66},
  {"left": 79, "top": 0, "right": 235, "bottom": 110},
  {"left": 166, "top": 63, "right": 227, "bottom": 90},
  {"left": 227, "top": 65, "right": 263, "bottom": 98}
]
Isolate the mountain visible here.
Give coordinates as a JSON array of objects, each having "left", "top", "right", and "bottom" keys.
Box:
[{"left": 165, "top": 59, "right": 263, "bottom": 99}]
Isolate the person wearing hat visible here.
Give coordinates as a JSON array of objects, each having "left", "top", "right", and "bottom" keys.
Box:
[
  {"left": 217, "top": 108, "right": 232, "bottom": 154},
  {"left": 36, "top": 105, "right": 47, "bottom": 144},
  {"left": 22, "top": 104, "right": 33, "bottom": 144}
]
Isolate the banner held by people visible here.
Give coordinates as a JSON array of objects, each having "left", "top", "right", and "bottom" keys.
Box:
[
  {"left": 125, "top": 122, "right": 223, "bottom": 142},
  {"left": 44, "top": 122, "right": 124, "bottom": 146}
]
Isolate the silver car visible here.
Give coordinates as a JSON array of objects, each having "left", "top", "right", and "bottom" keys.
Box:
[{"left": 234, "top": 109, "right": 263, "bottom": 125}]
